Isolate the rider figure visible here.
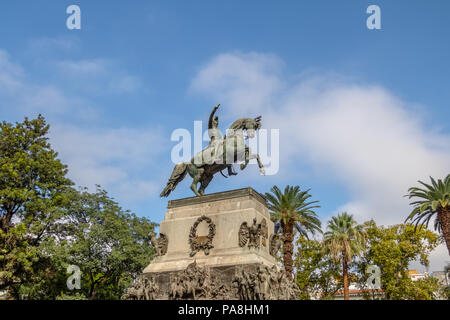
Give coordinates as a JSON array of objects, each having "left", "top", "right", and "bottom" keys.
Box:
[
  {"left": 208, "top": 104, "right": 221, "bottom": 147},
  {"left": 208, "top": 104, "right": 236, "bottom": 176}
]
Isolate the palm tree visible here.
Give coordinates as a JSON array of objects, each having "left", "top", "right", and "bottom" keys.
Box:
[
  {"left": 406, "top": 174, "right": 450, "bottom": 254},
  {"left": 265, "top": 185, "right": 321, "bottom": 278},
  {"left": 323, "top": 212, "right": 366, "bottom": 300}
]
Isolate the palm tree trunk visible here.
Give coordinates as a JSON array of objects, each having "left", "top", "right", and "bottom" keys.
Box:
[
  {"left": 343, "top": 260, "right": 349, "bottom": 300},
  {"left": 282, "top": 222, "right": 294, "bottom": 279},
  {"left": 438, "top": 206, "right": 450, "bottom": 255}
]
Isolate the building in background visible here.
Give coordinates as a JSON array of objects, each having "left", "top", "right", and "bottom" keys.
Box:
[
  {"left": 431, "top": 270, "right": 449, "bottom": 287},
  {"left": 333, "top": 284, "right": 385, "bottom": 300},
  {"left": 408, "top": 269, "right": 428, "bottom": 282}
]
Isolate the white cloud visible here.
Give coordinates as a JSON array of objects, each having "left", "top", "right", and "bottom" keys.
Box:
[
  {"left": 0, "top": 48, "right": 163, "bottom": 204},
  {"left": 109, "top": 74, "right": 142, "bottom": 94},
  {"left": 27, "top": 36, "right": 80, "bottom": 53},
  {"left": 192, "top": 52, "right": 450, "bottom": 270},
  {"left": 114, "top": 180, "right": 159, "bottom": 203},
  {"left": 0, "top": 47, "right": 141, "bottom": 119},
  {"left": 56, "top": 59, "right": 110, "bottom": 76},
  {"left": 276, "top": 84, "right": 449, "bottom": 225},
  {"left": 0, "top": 50, "right": 24, "bottom": 92},
  {"left": 0, "top": 49, "right": 74, "bottom": 116},
  {"left": 191, "top": 52, "right": 284, "bottom": 116},
  {"left": 54, "top": 58, "right": 142, "bottom": 94},
  {"left": 50, "top": 124, "right": 164, "bottom": 203}
]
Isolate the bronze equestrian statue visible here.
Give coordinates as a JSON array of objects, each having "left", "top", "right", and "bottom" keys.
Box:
[{"left": 160, "top": 104, "right": 265, "bottom": 197}]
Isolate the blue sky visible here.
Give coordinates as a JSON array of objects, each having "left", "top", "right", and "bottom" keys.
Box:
[{"left": 1, "top": 1, "right": 449, "bottom": 270}]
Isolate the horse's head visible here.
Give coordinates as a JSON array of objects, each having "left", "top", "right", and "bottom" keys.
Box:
[{"left": 228, "top": 116, "right": 262, "bottom": 138}]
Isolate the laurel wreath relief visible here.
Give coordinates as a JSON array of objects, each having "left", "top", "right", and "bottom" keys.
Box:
[{"left": 188, "top": 215, "right": 216, "bottom": 257}]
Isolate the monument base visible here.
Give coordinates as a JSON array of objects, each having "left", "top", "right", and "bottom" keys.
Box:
[
  {"left": 122, "top": 188, "right": 300, "bottom": 300},
  {"left": 134, "top": 261, "right": 299, "bottom": 300}
]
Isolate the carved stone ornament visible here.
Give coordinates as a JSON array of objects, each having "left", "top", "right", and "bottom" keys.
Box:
[
  {"left": 231, "top": 264, "right": 301, "bottom": 300},
  {"left": 269, "top": 234, "right": 282, "bottom": 257},
  {"left": 169, "top": 261, "right": 212, "bottom": 300},
  {"left": 123, "top": 262, "right": 300, "bottom": 300},
  {"left": 239, "top": 218, "right": 262, "bottom": 249},
  {"left": 260, "top": 218, "right": 268, "bottom": 247},
  {"left": 149, "top": 232, "right": 168, "bottom": 256},
  {"left": 121, "top": 275, "right": 159, "bottom": 300},
  {"left": 167, "top": 262, "right": 300, "bottom": 300},
  {"left": 188, "top": 216, "right": 216, "bottom": 257}
]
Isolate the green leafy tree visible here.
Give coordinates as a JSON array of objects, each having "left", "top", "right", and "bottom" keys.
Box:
[
  {"left": 406, "top": 174, "right": 450, "bottom": 254},
  {"left": 54, "top": 187, "right": 157, "bottom": 300},
  {"left": 323, "top": 212, "right": 366, "bottom": 300},
  {"left": 408, "top": 277, "right": 441, "bottom": 300},
  {"left": 0, "top": 115, "right": 72, "bottom": 232},
  {"left": 0, "top": 115, "right": 73, "bottom": 297},
  {"left": 355, "top": 221, "right": 440, "bottom": 300},
  {"left": 0, "top": 225, "right": 40, "bottom": 298},
  {"left": 1, "top": 116, "right": 157, "bottom": 300},
  {"left": 55, "top": 292, "right": 87, "bottom": 300},
  {"left": 15, "top": 187, "right": 157, "bottom": 300},
  {"left": 295, "top": 237, "right": 342, "bottom": 299},
  {"left": 438, "top": 283, "right": 450, "bottom": 300},
  {"left": 265, "top": 185, "right": 321, "bottom": 278}
]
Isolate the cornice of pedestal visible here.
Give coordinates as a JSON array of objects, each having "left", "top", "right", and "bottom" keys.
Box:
[{"left": 167, "top": 187, "right": 267, "bottom": 209}]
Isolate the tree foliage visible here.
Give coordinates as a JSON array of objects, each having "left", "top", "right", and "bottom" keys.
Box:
[
  {"left": 0, "top": 115, "right": 73, "bottom": 296},
  {"left": 323, "top": 212, "right": 366, "bottom": 300},
  {"left": 0, "top": 116, "right": 156, "bottom": 299},
  {"left": 0, "top": 115, "right": 73, "bottom": 232},
  {"left": 56, "top": 187, "right": 157, "bottom": 300},
  {"left": 355, "top": 220, "right": 440, "bottom": 300},
  {"left": 295, "top": 237, "right": 342, "bottom": 300}
]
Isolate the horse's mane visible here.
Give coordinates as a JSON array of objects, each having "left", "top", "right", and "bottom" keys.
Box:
[{"left": 229, "top": 117, "right": 261, "bottom": 131}]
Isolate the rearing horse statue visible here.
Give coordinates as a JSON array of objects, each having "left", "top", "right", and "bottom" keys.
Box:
[{"left": 160, "top": 105, "right": 265, "bottom": 197}]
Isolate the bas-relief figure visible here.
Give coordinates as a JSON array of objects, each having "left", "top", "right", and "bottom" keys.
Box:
[
  {"left": 166, "top": 262, "right": 300, "bottom": 300},
  {"left": 122, "top": 262, "right": 301, "bottom": 300},
  {"left": 149, "top": 232, "right": 168, "bottom": 257},
  {"left": 231, "top": 264, "right": 300, "bottom": 300},
  {"left": 168, "top": 261, "right": 209, "bottom": 300},
  {"left": 160, "top": 104, "right": 265, "bottom": 197},
  {"left": 239, "top": 218, "right": 269, "bottom": 249},
  {"left": 122, "top": 276, "right": 159, "bottom": 300},
  {"left": 260, "top": 218, "right": 268, "bottom": 247},
  {"left": 269, "top": 233, "right": 282, "bottom": 257}
]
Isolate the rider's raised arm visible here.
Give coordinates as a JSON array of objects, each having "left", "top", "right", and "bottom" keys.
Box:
[{"left": 208, "top": 104, "right": 220, "bottom": 129}]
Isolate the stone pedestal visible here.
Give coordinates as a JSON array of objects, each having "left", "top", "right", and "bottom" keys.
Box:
[
  {"left": 123, "top": 188, "right": 299, "bottom": 300},
  {"left": 144, "top": 187, "right": 277, "bottom": 274}
]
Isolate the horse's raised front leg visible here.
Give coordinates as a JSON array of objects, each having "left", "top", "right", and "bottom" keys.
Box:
[
  {"left": 252, "top": 153, "right": 265, "bottom": 175},
  {"left": 227, "top": 164, "right": 237, "bottom": 176},
  {"left": 240, "top": 148, "right": 265, "bottom": 175},
  {"left": 240, "top": 147, "right": 250, "bottom": 171},
  {"left": 244, "top": 153, "right": 265, "bottom": 175}
]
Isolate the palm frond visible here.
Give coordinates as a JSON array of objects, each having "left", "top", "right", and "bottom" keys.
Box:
[
  {"left": 405, "top": 174, "right": 449, "bottom": 232},
  {"left": 265, "top": 184, "right": 322, "bottom": 238},
  {"left": 323, "top": 212, "right": 366, "bottom": 265}
]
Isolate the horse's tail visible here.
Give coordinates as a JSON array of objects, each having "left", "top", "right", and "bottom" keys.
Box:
[{"left": 160, "top": 162, "right": 188, "bottom": 197}]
